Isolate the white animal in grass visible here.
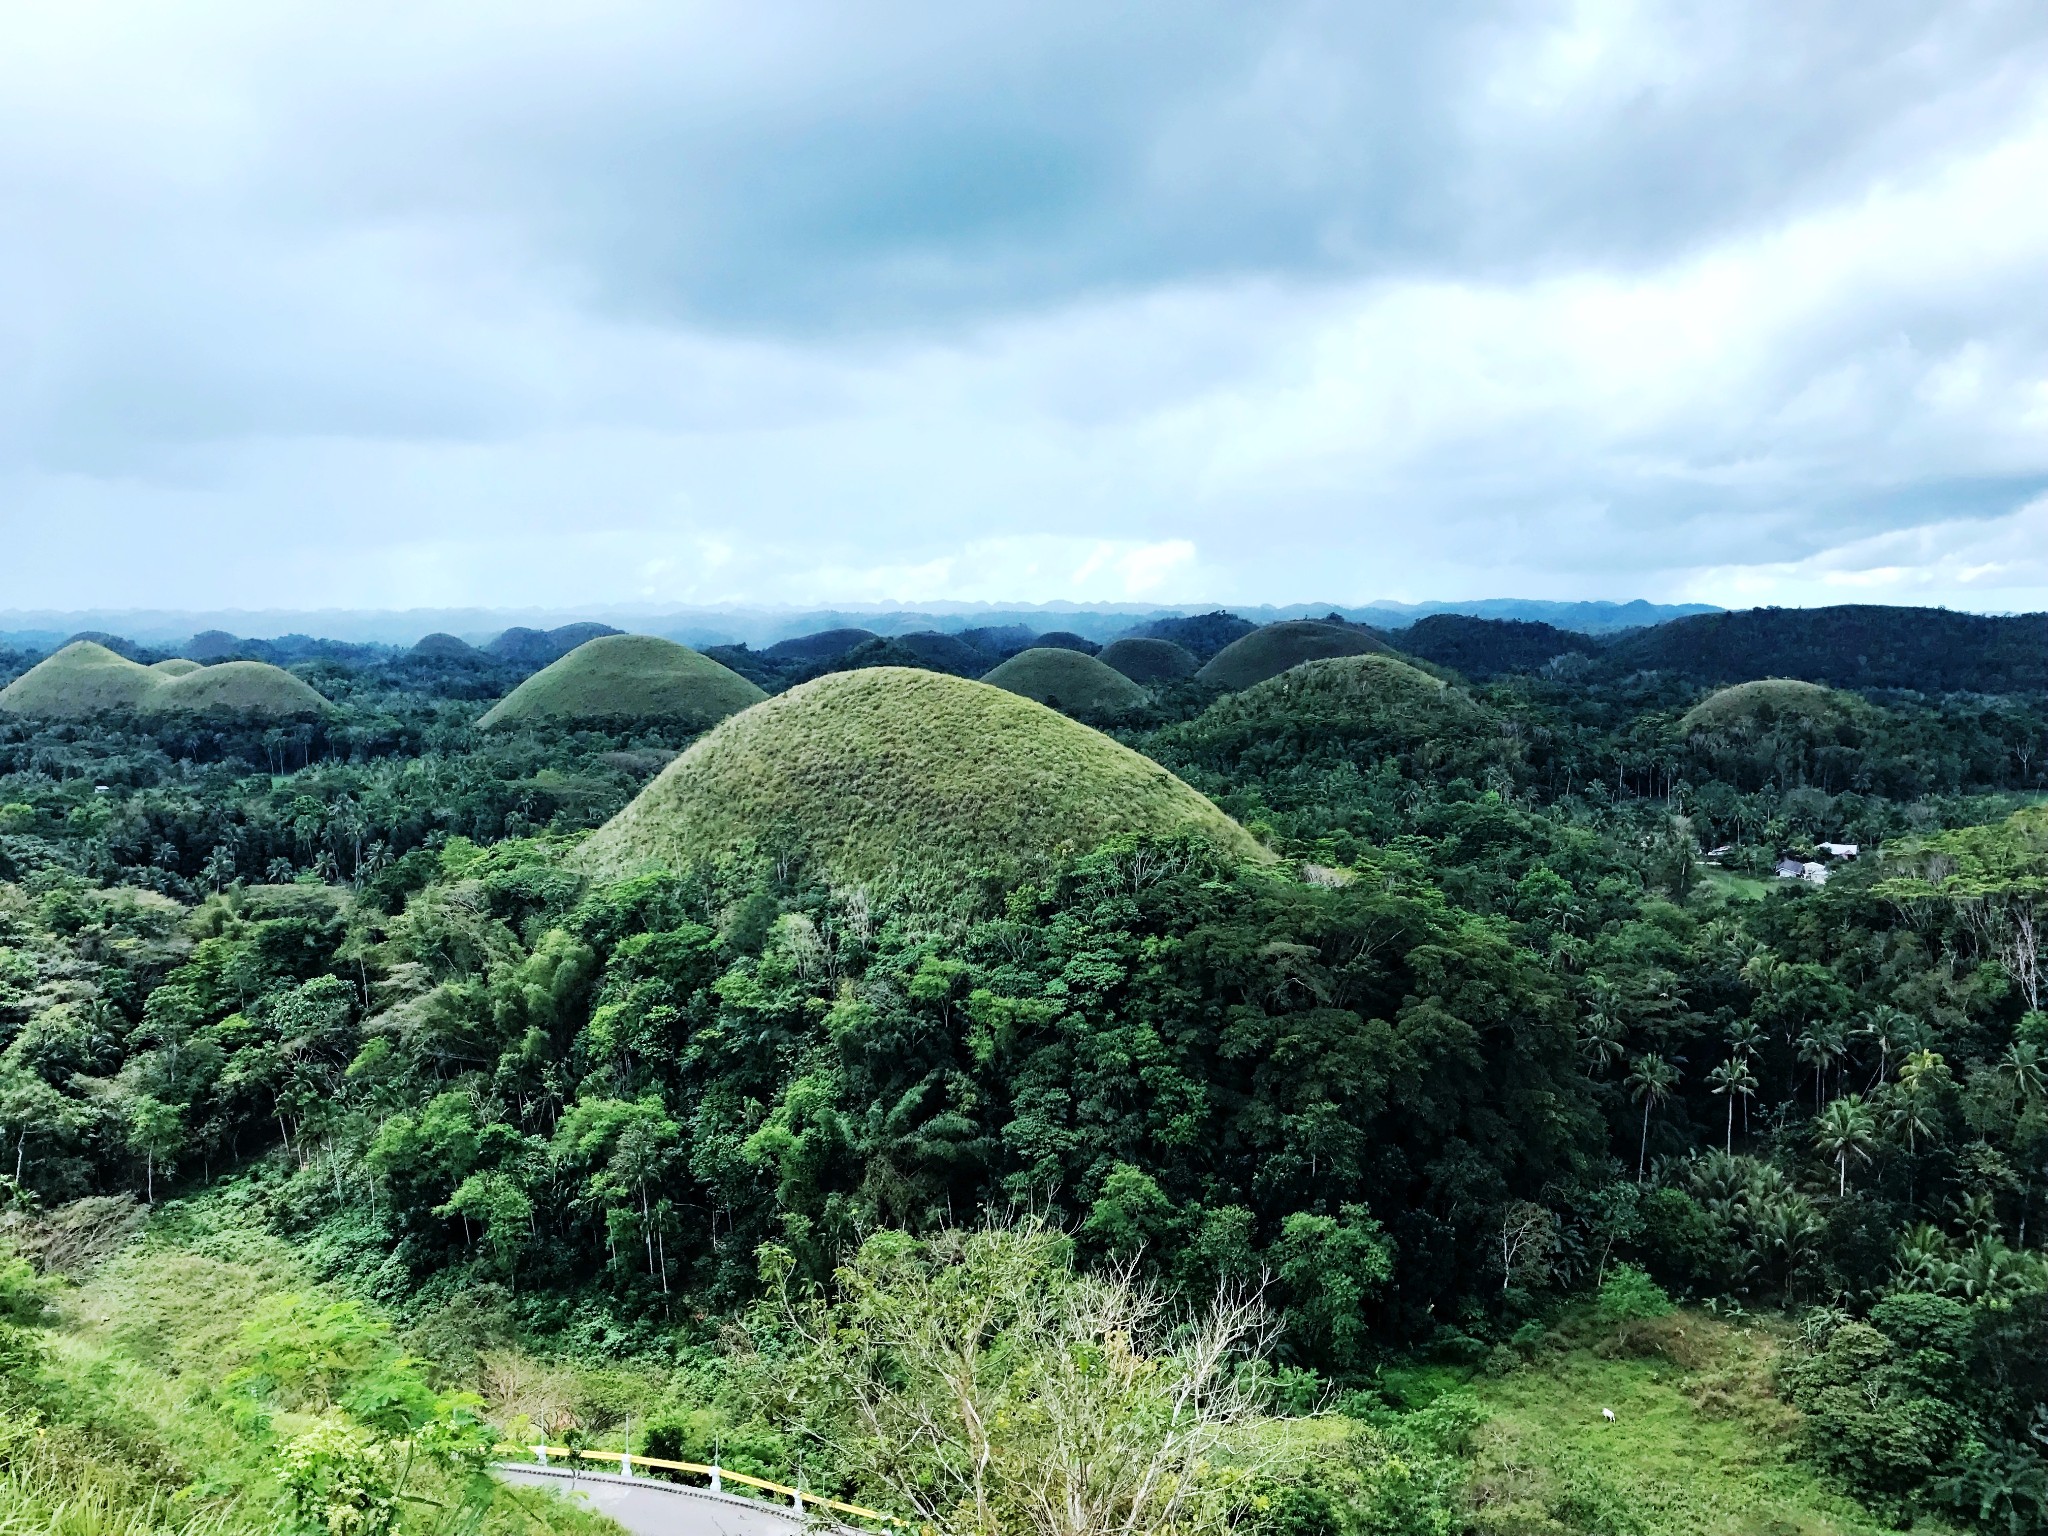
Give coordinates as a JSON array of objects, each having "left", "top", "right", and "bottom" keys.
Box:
[{"left": 1602, "top": 1408, "right": 1616, "bottom": 1422}]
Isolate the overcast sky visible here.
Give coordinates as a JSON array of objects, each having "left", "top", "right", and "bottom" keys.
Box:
[{"left": 4, "top": 2, "right": 2047, "bottom": 614}]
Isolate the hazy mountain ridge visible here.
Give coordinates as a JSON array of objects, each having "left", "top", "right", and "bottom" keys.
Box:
[{"left": 0, "top": 596, "right": 1723, "bottom": 652}]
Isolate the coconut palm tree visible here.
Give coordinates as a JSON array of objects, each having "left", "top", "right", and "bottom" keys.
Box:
[
  {"left": 1812, "top": 1094, "right": 1876, "bottom": 1196},
  {"left": 1577, "top": 1002, "right": 1626, "bottom": 1078},
  {"left": 1625, "top": 1052, "right": 1681, "bottom": 1181},
  {"left": 1707, "top": 1055, "right": 1758, "bottom": 1153},
  {"left": 1795, "top": 1021, "right": 1847, "bottom": 1110},
  {"left": 1997, "top": 1038, "right": 2045, "bottom": 1111},
  {"left": 1857, "top": 1005, "right": 1914, "bottom": 1088},
  {"left": 1726, "top": 1017, "right": 1765, "bottom": 1061},
  {"left": 1887, "top": 1050, "right": 1947, "bottom": 1156}
]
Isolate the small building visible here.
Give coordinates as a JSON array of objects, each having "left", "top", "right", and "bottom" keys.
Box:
[
  {"left": 1817, "top": 842, "right": 1860, "bottom": 859},
  {"left": 1775, "top": 858, "right": 1829, "bottom": 885}
]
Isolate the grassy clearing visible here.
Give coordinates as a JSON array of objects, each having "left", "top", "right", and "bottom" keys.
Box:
[
  {"left": 1699, "top": 867, "right": 1770, "bottom": 901},
  {"left": 1195, "top": 621, "right": 1388, "bottom": 690},
  {"left": 478, "top": 634, "right": 765, "bottom": 729},
  {"left": 1447, "top": 1311, "right": 1927, "bottom": 1536},
  {"left": 980, "top": 647, "right": 1149, "bottom": 717},
  {"left": 574, "top": 666, "right": 1269, "bottom": 887}
]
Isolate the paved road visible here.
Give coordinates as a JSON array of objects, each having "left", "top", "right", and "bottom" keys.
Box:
[{"left": 494, "top": 1463, "right": 813, "bottom": 1536}]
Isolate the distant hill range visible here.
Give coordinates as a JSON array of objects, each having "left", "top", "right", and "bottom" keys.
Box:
[
  {"left": 0, "top": 598, "right": 1718, "bottom": 651},
  {"left": 7, "top": 602, "right": 2047, "bottom": 697},
  {"left": 1353, "top": 598, "right": 1720, "bottom": 634},
  {"left": 1396, "top": 605, "right": 2048, "bottom": 692}
]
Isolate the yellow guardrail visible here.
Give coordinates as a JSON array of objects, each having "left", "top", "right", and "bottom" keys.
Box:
[{"left": 499, "top": 1444, "right": 903, "bottom": 1526}]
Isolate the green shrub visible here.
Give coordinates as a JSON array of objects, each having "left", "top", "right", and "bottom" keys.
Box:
[{"left": 1596, "top": 1265, "right": 1674, "bottom": 1325}]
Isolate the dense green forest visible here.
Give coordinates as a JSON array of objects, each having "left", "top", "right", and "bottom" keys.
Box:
[{"left": 3, "top": 607, "right": 2048, "bottom": 1536}]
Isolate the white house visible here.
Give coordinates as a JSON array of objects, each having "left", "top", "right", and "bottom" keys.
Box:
[{"left": 1775, "top": 858, "right": 1829, "bottom": 885}]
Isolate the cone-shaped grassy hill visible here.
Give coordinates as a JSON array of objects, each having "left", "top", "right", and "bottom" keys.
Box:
[
  {"left": 477, "top": 635, "right": 766, "bottom": 730},
  {"left": 1098, "top": 637, "right": 1198, "bottom": 684},
  {"left": 573, "top": 667, "right": 1268, "bottom": 887},
  {"left": 0, "top": 642, "right": 164, "bottom": 717},
  {"left": 1158, "top": 654, "right": 1493, "bottom": 774},
  {"left": 1678, "top": 679, "right": 1857, "bottom": 733},
  {"left": 144, "top": 661, "right": 338, "bottom": 718},
  {"left": 149, "top": 658, "right": 204, "bottom": 677},
  {"left": 412, "top": 633, "right": 479, "bottom": 659},
  {"left": 981, "top": 648, "right": 1148, "bottom": 717},
  {"left": 1196, "top": 620, "right": 1387, "bottom": 690}
]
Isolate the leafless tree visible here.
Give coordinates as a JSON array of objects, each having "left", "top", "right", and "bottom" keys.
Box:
[{"left": 755, "top": 1216, "right": 1279, "bottom": 1536}]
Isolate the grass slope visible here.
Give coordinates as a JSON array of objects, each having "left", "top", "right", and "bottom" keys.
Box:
[
  {"left": 8, "top": 1196, "right": 614, "bottom": 1536},
  {"left": 1196, "top": 620, "right": 1387, "bottom": 690},
  {"left": 148, "top": 657, "right": 204, "bottom": 676},
  {"left": 1679, "top": 679, "right": 1855, "bottom": 733},
  {"left": 1097, "top": 637, "right": 1198, "bottom": 684},
  {"left": 1455, "top": 1312, "right": 1917, "bottom": 1536},
  {"left": 574, "top": 666, "right": 1268, "bottom": 886},
  {"left": 477, "top": 634, "right": 766, "bottom": 729},
  {"left": 143, "top": 660, "right": 338, "bottom": 718},
  {"left": 0, "top": 641, "right": 171, "bottom": 717},
  {"left": 980, "top": 647, "right": 1149, "bottom": 717}
]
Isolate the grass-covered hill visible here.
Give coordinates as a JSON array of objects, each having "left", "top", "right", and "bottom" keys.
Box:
[
  {"left": 1159, "top": 653, "right": 1494, "bottom": 776},
  {"left": 573, "top": 666, "right": 1267, "bottom": 886},
  {"left": 476, "top": 634, "right": 766, "bottom": 729},
  {"left": 62, "top": 629, "right": 152, "bottom": 660},
  {"left": 764, "top": 627, "right": 879, "bottom": 662},
  {"left": 0, "top": 643, "right": 339, "bottom": 720},
  {"left": 980, "top": 647, "right": 1149, "bottom": 717},
  {"left": 411, "top": 631, "right": 479, "bottom": 659},
  {"left": 0, "top": 640, "right": 174, "bottom": 716},
  {"left": 1032, "top": 630, "right": 1099, "bottom": 655},
  {"left": 1097, "top": 636, "right": 1198, "bottom": 683},
  {"left": 1195, "top": 619, "right": 1388, "bottom": 690},
  {"left": 1678, "top": 678, "right": 1857, "bottom": 733},
  {"left": 144, "top": 660, "right": 338, "bottom": 718}
]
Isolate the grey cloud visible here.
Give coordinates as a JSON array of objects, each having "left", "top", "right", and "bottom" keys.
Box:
[{"left": 3, "top": 1, "right": 2047, "bottom": 611}]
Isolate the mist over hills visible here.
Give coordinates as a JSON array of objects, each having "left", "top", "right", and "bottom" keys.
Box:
[
  {"left": 7, "top": 600, "right": 2048, "bottom": 699},
  {"left": 0, "top": 596, "right": 1719, "bottom": 653}
]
